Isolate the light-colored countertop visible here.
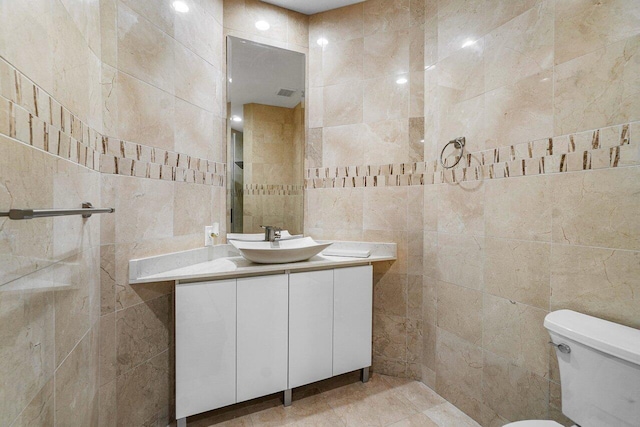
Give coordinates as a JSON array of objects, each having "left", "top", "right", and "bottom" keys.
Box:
[{"left": 129, "top": 241, "right": 397, "bottom": 284}]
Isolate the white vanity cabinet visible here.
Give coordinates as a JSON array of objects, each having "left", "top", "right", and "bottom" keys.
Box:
[
  {"left": 288, "top": 269, "right": 334, "bottom": 388},
  {"left": 333, "top": 266, "right": 373, "bottom": 376},
  {"left": 175, "top": 279, "right": 236, "bottom": 420},
  {"left": 175, "top": 265, "right": 373, "bottom": 424},
  {"left": 237, "top": 274, "right": 289, "bottom": 401}
]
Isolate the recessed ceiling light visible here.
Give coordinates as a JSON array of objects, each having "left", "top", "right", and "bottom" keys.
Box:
[
  {"left": 255, "top": 20, "right": 270, "bottom": 31},
  {"left": 461, "top": 39, "right": 477, "bottom": 48},
  {"left": 317, "top": 37, "right": 328, "bottom": 47},
  {"left": 172, "top": 1, "right": 189, "bottom": 13},
  {"left": 228, "top": 78, "right": 233, "bottom": 83},
  {"left": 231, "top": 116, "right": 242, "bottom": 122},
  {"left": 396, "top": 77, "right": 408, "bottom": 85}
]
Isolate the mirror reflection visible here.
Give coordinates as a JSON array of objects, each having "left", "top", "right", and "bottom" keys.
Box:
[{"left": 227, "top": 37, "right": 305, "bottom": 235}]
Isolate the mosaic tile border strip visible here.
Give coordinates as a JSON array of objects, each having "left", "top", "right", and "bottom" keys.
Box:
[
  {"left": 0, "top": 57, "right": 226, "bottom": 186},
  {"left": 243, "top": 184, "right": 304, "bottom": 196},
  {"left": 305, "top": 122, "right": 639, "bottom": 189}
]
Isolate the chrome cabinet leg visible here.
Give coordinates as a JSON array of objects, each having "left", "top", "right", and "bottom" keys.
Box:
[
  {"left": 284, "top": 388, "right": 292, "bottom": 407},
  {"left": 177, "top": 417, "right": 187, "bottom": 427},
  {"left": 361, "top": 367, "right": 370, "bottom": 383}
]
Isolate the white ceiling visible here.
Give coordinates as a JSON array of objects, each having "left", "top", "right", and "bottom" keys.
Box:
[
  {"left": 228, "top": 37, "right": 305, "bottom": 132},
  {"left": 260, "top": 0, "right": 365, "bottom": 15}
]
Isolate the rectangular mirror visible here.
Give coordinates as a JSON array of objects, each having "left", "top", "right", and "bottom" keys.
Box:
[{"left": 226, "top": 36, "right": 306, "bottom": 236}]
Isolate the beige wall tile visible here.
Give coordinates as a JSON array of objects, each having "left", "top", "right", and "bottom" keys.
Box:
[
  {"left": 364, "top": 75, "right": 409, "bottom": 123},
  {"left": 554, "top": 34, "right": 640, "bottom": 135},
  {"left": 224, "top": 0, "right": 289, "bottom": 44},
  {"left": 373, "top": 314, "right": 408, "bottom": 360},
  {"left": 113, "top": 175, "right": 175, "bottom": 244},
  {"left": 115, "top": 246, "right": 175, "bottom": 311},
  {"left": 407, "top": 186, "right": 424, "bottom": 230},
  {"left": 174, "top": 182, "right": 213, "bottom": 236},
  {"left": 421, "top": 320, "right": 436, "bottom": 374},
  {"left": 485, "top": 175, "right": 552, "bottom": 242},
  {"left": 319, "top": 188, "right": 364, "bottom": 231},
  {"left": 52, "top": 2, "right": 101, "bottom": 127},
  {"left": 100, "top": 0, "right": 118, "bottom": 67},
  {"left": 551, "top": 167, "right": 640, "bottom": 251},
  {"left": 0, "top": 269, "right": 55, "bottom": 426},
  {"left": 52, "top": 164, "right": 101, "bottom": 259},
  {"left": 0, "top": 0, "right": 54, "bottom": 94},
  {"left": 175, "top": 42, "right": 219, "bottom": 113},
  {"left": 437, "top": 0, "right": 487, "bottom": 60},
  {"left": 316, "top": 3, "right": 364, "bottom": 43},
  {"left": 323, "top": 82, "right": 363, "bottom": 126},
  {"left": 364, "top": 187, "right": 409, "bottom": 231},
  {"left": 409, "top": 71, "right": 425, "bottom": 119},
  {"left": 287, "top": 10, "right": 309, "bottom": 47},
  {"left": 485, "top": 1, "right": 553, "bottom": 91},
  {"left": 98, "top": 379, "right": 117, "bottom": 427},
  {"left": 366, "top": 230, "right": 409, "bottom": 275},
  {"left": 483, "top": 294, "right": 550, "bottom": 378},
  {"left": 60, "top": 0, "right": 102, "bottom": 57},
  {"left": 438, "top": 41, "right": 484, "bottom": 104},
  {"left": 116, "top": 294, "right": 171, "bottom": 375},
  {"left": 485, "top": 70, "right": 553, "bottom": 149},
  {"left": 364, "top": 0, "right": 411, "bottom": 36},
  {"left": 374, "top": 273, "right": 408, "bottom": 317},
  {"left": 437, "top": 93, "right": 486, "bottom": 154},
  {"left": 322, "top": 123, "right": 366, "bottom": 166},
  {"left": 101, "top": 64, "right": 118, "bottom": 136},
  {"left": 364, "top": 119, "right": 411, "bottom": 164},
  {"left": 436, "top": 233, "right": 484, "bottom": 290},
  {"left": 174, "top": 98, "right": 216, "bottom": 161},
  {"left": 407, "top": 274, "right": 423, "bottom": 319},
  {"left": 482, "top": 351, "right": 549, "bottom": 421},
  {"left": 117, "top": 3, "right": 175, "bottom": 94},
  {"left": 423, "top": 184, "right": 438, "bottom": 232},
  {"left": 485, "top": 0, "right": 540, "bottom": 34},
  {"left": 116, "top": 350, "right": 170, "bottom": 426},
  {"left": 555, "top": 0, "right": 640, "bottom": 65},
  {"left": 484, "top": 238, "right": 551, "bottom": 309},
  {"left": 120, "top": 0, "right": 174, "bottom": 35},
  {"left": 435, "top": 328, "right": 484, "bottom": 413},
  {"left": 115, "top": 72, "right": 176, "bottom": 151},
  {"left": 550, "top": 244, "right": 640, "bottom": 329},
  {"left": 54, "top": 327, "right": 99, "bottom": 426},
  {"left": 437, "top": 281, "right": 483, "bottom": 345},
  {"left": 12, "top": 378, "right": 54, "bottom": 427},
  {"left": 53, "top": 249, "right": 99, "bottom": 367},
  {"left": 99, "top": 312, "right": 116, "bottom": 388},
  {"left": 364, "top": 30, "right": 411, "bottom": 79},
  {"left": 322, "top": 38, "right": 364, "bottom": 86},
  {"left": 175, "top": 1, "right": 221, "bottom": 65},
  {"left": 437, "top": 182, "right": 485, "bottom": 236},
  {"left": 0, "top": 138, "right": 56, "bottom": 285}
]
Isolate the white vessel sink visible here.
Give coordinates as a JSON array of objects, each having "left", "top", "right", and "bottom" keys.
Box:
[
  {"left": 227, "top": 231, "right": 297, "bottom": 241},
  {"left": 229, "top": 237, "right": 332, "bottom": 264}
]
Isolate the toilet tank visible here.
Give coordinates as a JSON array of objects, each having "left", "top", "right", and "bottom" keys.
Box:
[{"left": 544, "top": 310, "right": 640, "bottom": 427}]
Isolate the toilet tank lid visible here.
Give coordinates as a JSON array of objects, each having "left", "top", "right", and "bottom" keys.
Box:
[{"left": 544, "top": 310, "right": 640, "bottom": 365}]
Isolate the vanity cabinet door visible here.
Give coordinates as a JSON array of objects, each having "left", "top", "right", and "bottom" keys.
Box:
[
  {"left": 176, "top": 279, "right": 236, "bottom": 419},
  {"left": 288, "top": 270, "right": 334, "bottom": 389},
  {"left": 333, "top": 265, "right": 373, "bottom": 376},
  {"left": 236, "top": 274, "right": 289, "bottom": 402}
]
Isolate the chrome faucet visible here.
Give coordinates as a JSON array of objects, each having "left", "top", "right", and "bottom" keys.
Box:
[{"left": 261, "top": 225, "right": 282, "bottom": 242}]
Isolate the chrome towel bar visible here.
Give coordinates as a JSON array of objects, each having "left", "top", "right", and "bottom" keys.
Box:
[{"left": 0, "top": 202, "right": 114, "bottom": 220}]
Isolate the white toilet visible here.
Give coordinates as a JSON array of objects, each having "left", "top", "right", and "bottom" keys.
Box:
[{"left": 504, "top": 309, "right": 640, "bottom": 427}]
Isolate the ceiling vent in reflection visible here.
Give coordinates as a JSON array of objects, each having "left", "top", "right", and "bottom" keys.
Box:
[{"left": 277, "top": 88, "right": 296, "bottom": 97}]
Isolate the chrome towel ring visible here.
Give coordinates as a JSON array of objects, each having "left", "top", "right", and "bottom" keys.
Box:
[{"left": 440, "top": 137, "right": 466, "bottom": 169}]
